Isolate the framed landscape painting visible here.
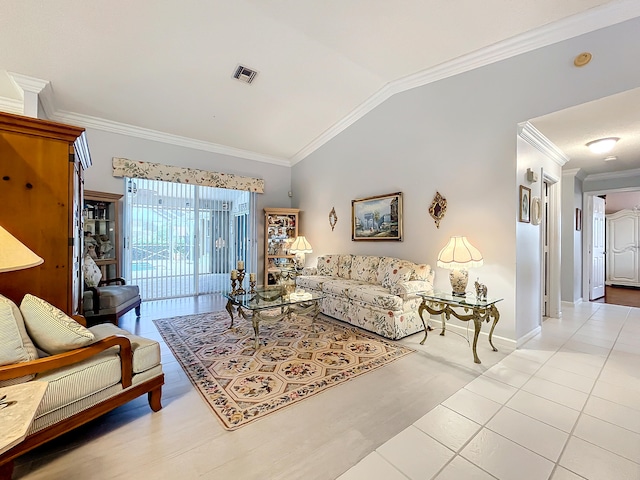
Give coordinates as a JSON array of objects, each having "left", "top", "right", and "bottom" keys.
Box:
[{"left": 352, "top": 192, "right": 403, "bottom": 241}]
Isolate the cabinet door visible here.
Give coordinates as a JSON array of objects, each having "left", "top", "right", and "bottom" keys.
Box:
[{"left": 607, "top": 213, "right": 638, "bottom": 284}]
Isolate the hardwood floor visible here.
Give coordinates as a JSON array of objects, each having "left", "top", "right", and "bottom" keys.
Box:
[
  {"left": 14, "top": 294, "right": 511, "bottom": 480},
  {"left": 592, "top": 285, "right": 640, "bottom": 308}
]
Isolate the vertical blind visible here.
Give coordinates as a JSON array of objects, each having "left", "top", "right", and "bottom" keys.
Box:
[{"left": 123, "top": 177, "right": 256, "bottom": 300}]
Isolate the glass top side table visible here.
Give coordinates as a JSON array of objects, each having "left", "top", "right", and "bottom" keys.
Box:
[
  {"left": 224, "top": 287, "right": 325, "bottom": 350},
  {"left": 417, "top": 291, "right": 503, "bottom": 364}
]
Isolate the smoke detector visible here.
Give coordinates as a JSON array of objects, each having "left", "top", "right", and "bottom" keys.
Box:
[{"left": 233, "top": 65, "right": 258, "bottom": 84}]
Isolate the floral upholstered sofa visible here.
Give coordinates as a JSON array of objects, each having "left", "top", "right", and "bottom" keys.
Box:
[{"left": 296, "top": 254, "right": 434, "bottom": 339}]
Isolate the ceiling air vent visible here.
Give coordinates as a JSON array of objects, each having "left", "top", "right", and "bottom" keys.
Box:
[{"left": 233, "top": 65, "right": 258, "bottom": 84}]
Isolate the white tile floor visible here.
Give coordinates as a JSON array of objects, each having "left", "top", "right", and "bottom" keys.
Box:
[{"left": 338, "top": 301, "right": 640, "bottom": 480}]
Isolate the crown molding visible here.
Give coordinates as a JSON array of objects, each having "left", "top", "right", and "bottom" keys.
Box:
[
  {"left": 584, "top": 167, "right": 640, "bottom": 182},
  {"left": 518, "top": 122, "right": 569, "bottom": 166},
  {"left": 50, "top": 110, "right": 291, "bottom": 167},
  {"left": 291, "top": 1, "right": 640, "bottom": 165},
  {"left": 8, "top": 72, "right": 55, "bottom": 118},
  {"left": 0, "top": 96, "right": 23, "bottom": 115},
  {"left": 563, "top": 168, "right": 588, "bottom": 181}
]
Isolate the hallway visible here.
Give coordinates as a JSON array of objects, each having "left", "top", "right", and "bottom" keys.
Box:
[{"left": 593, "top": 286, "right": 640, "bottom": 309}]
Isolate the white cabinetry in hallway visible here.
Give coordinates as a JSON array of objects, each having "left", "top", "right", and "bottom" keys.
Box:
[{"left": 606, "top": 209, "right": 640, "bottom": 287}]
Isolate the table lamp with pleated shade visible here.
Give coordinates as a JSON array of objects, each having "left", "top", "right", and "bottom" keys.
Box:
[{"left": 437, "top": 236, "right": 483, "bottom": 296}]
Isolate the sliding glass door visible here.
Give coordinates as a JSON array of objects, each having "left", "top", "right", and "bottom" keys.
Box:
[{"left": 123, "top": 178, "right": 256, "bottom": 300}]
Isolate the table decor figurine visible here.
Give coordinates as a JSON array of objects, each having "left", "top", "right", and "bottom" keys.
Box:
[
  {"left": 249, "top": 273, "right": 257, "bottom": 293},
  {"left": 475, "top": 278, "right": 488, "bottom": 301}
]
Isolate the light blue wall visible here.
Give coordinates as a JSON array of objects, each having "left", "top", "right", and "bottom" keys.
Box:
[{"left": 291, "top": 17, "right": 640, "bottom": 343}]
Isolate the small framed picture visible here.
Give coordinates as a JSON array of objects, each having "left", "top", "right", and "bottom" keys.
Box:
[
  {"left": 519, "top": 185, "right": 531, "bottom": 223},
  {"left": 576, "top": 208, "right": 582, "bottom": 231}
]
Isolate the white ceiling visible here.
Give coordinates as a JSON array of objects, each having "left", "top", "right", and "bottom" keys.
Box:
[
  {"left": 530, "top": 87, "right": 640, "bottom": 176},
  {"left": 1, "top": 0, "right": 638, "bottom": 173}
]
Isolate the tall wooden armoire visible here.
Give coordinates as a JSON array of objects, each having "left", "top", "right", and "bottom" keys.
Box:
[{"left": 0, "top": 111, "right": 91, "bottom": 315}]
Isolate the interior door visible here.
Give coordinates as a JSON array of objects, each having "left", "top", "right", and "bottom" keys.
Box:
[{"left": 590, "top": 196, "right": 606, "bottom": 300}]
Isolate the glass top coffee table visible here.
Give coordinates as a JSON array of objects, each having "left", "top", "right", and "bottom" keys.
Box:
[
  {"left": 224, "top": 287, "right": 325, "bottom": 350},
  {"left": 417, "top": 291, "right": 503, "bottom": 364}
]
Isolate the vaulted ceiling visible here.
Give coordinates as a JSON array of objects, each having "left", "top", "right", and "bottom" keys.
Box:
[{"left": 1, "top": 0, "right": 638, "bottom": 174}]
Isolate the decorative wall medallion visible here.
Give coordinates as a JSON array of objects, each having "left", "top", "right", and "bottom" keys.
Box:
[
  {"left": 531, "top": 196, "right": 542, "bottom": 226},
  {"left": 329, "top": 207, "right": 338, "bottom": 231},
  {"left": 428, "top": 191, "right": 447, "bottom": 228}
]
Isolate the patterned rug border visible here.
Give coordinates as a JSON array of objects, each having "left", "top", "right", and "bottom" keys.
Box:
[{"left": 154, "top": 311, "right": 414, "bottom": 430}]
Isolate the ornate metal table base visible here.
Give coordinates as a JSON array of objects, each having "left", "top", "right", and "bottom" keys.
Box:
[
  {"left": 418, "top": 299, "right": 500, "bottom": 364},
  {"left": 225, "top": 299, "right": 321, "bottom": 350}
]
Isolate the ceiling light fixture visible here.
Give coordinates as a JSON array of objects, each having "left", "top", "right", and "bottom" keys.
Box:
[{"left": 586, "top": 137, "right": 619, "bottom": 154}]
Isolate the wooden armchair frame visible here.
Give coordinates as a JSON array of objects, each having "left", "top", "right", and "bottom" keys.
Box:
[{"left": 0, "top": 315, "right": 164, "bottom": 480}]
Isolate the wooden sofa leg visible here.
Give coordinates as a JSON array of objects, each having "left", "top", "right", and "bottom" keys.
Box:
[
  {"left": 148, "top": 386, "right": 163, "bottom": 412},
  {"left": 0, "top": 460, "right": 14, "bottom": 480},
  {"left": 135, "top": 305, "right": 141, "bottom": 317}
]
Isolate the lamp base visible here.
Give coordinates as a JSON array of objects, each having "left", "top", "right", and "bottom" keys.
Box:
[
  {"left": 293, "top": 252, "right": 306, "bottom": 271},
  {"left": 449, "top": 269, "right": 468, "bottom": 296}
]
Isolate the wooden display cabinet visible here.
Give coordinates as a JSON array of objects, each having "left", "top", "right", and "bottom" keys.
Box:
[
  {"left": 263, "top": 208, "right": 299, "bottom": 286},
  {"left": 83, "top": 191, "right": 123, "bottom": 280}
]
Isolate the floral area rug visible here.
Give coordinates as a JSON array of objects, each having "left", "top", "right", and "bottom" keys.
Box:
[{"left": 154, "top": 310, "right": 413, "bottom": 430}]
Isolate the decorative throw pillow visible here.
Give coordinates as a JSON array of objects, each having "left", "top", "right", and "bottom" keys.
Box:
[
  {"left": 317, "top": 255, "right": 339, "bottom": 276},
  {"left": 0, "top": 295, "right": 39, "bottom": 386},
  {"left": 20, "top": 294, "right": 95, "bottom": 355},
  {"left": 83, "top": 254, "right": 102, "bottom": 287},
  {"left": 380, "top": 261, "right": 413, "bottom": 289},
  {"left": 337, "top": 254, "right": 353, "bottom": 279},
  {"left": 411, "top": 263, "right": 434, "bottom": 282}
]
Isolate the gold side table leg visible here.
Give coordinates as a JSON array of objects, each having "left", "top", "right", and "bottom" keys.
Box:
[
  {"left": 472, "top": 315, "right": 482, "bottom": 364},
  {"left": 252, "top": 311, "right": 261, "bottom": 350},
  {"left": 418, "top": 302, "right": 429, "bottom": 345},
  {"left": 488, "top": 305, "right": 500, "bottom": 352},
  {"left": 225, "top": 299, "right": 235, "bottom": 329}
]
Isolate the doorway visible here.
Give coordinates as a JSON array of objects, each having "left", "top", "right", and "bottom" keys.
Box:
[{"left": 583, "top": 187, "right": 640, "bottom": 307}]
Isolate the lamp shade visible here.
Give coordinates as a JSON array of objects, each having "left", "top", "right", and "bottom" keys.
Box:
[
  {"left": 0, "top": 226, "right": 44, "bottom": 273},
  {"left": 437, "top": 236, "right": 483, "bottom": 270},
  {"left": 289, "top": 236, "right": 313, "bottom": 254}
]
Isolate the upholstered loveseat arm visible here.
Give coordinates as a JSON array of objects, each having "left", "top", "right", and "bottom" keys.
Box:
[
  {"left": 300, "top": 266, "right": 318, "bottom": 276},
  {"left": 0, "top": 335, "right": 133, "bottom": 388},
  {"left": 391, "top": 280, "right": 433, "bottom": 297}
]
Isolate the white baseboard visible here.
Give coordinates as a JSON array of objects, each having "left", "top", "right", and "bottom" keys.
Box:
[
  {"left": 427, "top": 319, "right": 517, "bottom": 350},
  {"left": 561, "top": 298, "right": 583, "bottom": 307},
  {"left": 516, "top": 326, "right": 541, "bottom": 348}
]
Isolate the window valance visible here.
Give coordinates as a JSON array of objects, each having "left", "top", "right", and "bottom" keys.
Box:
[{"left": 112, "top": 157, "right": 264, "bottom": 193}]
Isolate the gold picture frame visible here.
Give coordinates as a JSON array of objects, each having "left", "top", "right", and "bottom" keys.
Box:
[
  {"left": 329, "top": 207, "right": 338, "bottom": 231},
  {"left": 519, "top": 185, "right": 531, "bottom": 223},
  {"left": 352, "top": 192, "right": 402, "bottom": 241},
  {"left": 428, "top": 191, "right": 447, "bottom": 228},
  {"left": 575, "top": 208, "right": 582, "bottom": 231}
]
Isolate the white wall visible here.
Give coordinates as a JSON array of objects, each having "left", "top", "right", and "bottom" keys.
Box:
[
  {"left": 291, "top": 17, "right": 640, "bottom": 344},
  {"left": 561, "top": 170, "right": 585, "bottom": 304},
  {"left": 515, "top": 136, "right": 563, "bottom": 339},
  {"left": 82, "top": 128, "right": 292, "bottom": 277}
]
